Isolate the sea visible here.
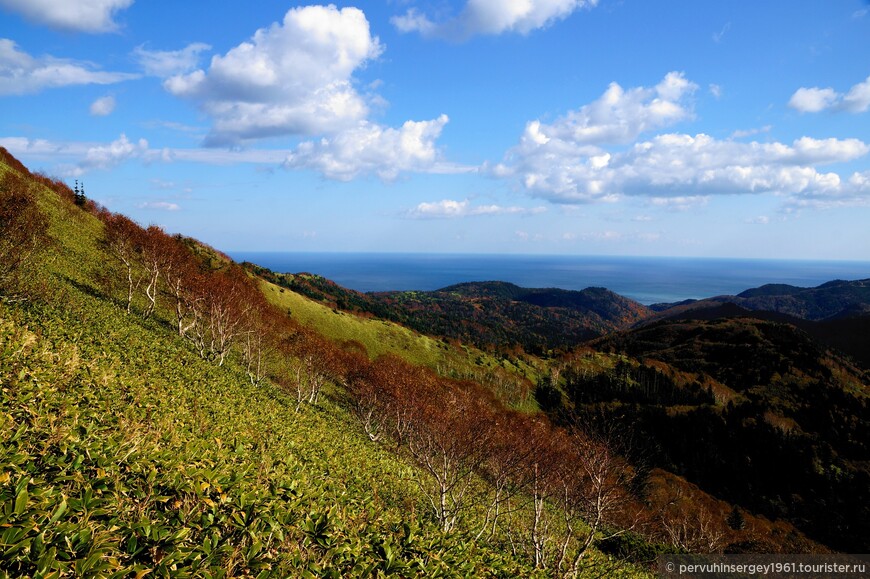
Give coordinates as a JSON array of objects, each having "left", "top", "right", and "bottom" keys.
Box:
[{"left": 230, "top": 252, "right": 870, "bottom": 306}]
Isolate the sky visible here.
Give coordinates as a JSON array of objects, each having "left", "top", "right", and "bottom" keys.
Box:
[{"left": 1, "top": 0, "right": 869, "bottom": 259}]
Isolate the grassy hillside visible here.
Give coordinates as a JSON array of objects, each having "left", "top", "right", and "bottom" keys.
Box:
[
  {"left": 1, "top": 150, "right": 652, "bottom": 576},
  {"left": 258, "top": 277, "right": 541, "bottom": 412}
]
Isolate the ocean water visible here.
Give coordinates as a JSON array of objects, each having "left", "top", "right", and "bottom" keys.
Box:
[{"left": 230, "top": 252, "right": 870, "bottom": 306}]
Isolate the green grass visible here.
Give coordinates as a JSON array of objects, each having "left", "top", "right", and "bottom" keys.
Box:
[{"left": 1, "top": 289, "right": 542, "bottom": 576}]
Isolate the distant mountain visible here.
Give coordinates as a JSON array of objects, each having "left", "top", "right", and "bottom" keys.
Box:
[{"left": 652, "top": 278, "right": 870, "bottom": 320}]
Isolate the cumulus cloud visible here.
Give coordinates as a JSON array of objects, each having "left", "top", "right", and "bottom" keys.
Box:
[
  {"left": 495, "top": 75, "right": 870, "bottom": 208},
  {"left": 407, "top": 198, "right": 546, "bottom": 218},
  {"left": 788, "top": 87, "right": 839, "bottom": 113},
  {"left": 134, "top": 43, "right": 211, "bottom": 77},
  {"left": 164, "top": 5, "right": 383, "bottom": 146},
  {"left": 0, "top": 0, "right": 133, "bottom": 33},
  {"left": 392, "top": 0, "right": 597, "bottom": 40},
  {"left": 80, "top": 133, "right": 148, "bottom": 171},
  {"left": 0, "top": 39, "right": 138, "bottom": 95},
  {"left": 522, "top": 72, "right": 697, "bottom": 147},
  {"left": 788, "top": 75, "right": 870, "bottom": 113},
  {"left": 283, "top": 115, "right": 460, "bottom": 180},
  {"left": 499, "top": 129, "right": 870, "bottom": 204},
  {"left": 89, "top": 95, "right": 115, "bottom": 116}
]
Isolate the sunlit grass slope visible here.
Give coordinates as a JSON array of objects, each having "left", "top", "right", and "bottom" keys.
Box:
[{"left": 259, "top": 278, "right": 543, "bottom": 412}]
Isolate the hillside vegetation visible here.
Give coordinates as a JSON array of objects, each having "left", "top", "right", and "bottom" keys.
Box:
[{"left": 1, "top": 148, "right": 659, "bottom": 576}]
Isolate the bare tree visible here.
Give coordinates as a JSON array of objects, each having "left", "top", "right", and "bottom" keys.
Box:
[
  {"left": 657, "top": 487, "right": 725, "bottom": 553},
  {"left": 402, "top": 383, "right": 496, "bottom": 533},
  {"left": 102, "top": 212, "right": 145, "bottom": 313},
  {"left": 556, "top": 428, "right": 643, "bottom": 578},
  {"left": 139, "top": 226, "right": 174, "bottom": 319}
]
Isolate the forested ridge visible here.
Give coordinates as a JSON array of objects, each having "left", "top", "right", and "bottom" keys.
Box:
[{"left": 2, "top": 146, "right": 864, "bottom": 578}]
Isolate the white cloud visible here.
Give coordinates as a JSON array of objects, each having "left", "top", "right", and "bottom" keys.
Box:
[
  {"left": 788, "top": 76, "right": 870, "bottom": 113},
  {"left": 134, "top": 43, "right": 211, "bottom": 77},
  {"left": 0, "top": 0, "right": 133, "bottom": 33},
  {"left": 0, "top": 134, "right": 299, "bottom": 167},
  {"left": 2, "top": 122, "right": 458, "bottom": 180},
  {"left": 89, "top": 95, "right": 115, "bottom": 116},
  {"left": 709, "top": 84, "right": 722, "bottom": 99},
  {"left": 165, "top": 5, "right": 383, "bottom": 146},
  {"left": 392, "top": 0, "right": 597, "bottom": 40},
  {"left": 521, "top": 72, "right": 697, "bottom": 147},
  {"left": 0, "top": 136, "right": 68, "bottom": 156},
  {"left": 731, "top": 125, "right": 771, "bottom": 139},
  {"left": 81, "top": 133, "right": 148, "bottom": 171},
  {"left": 0, "top": 39, "right": 138, "bottom": 95},
  {"left": 497, "top": 76, "right": 870, "bottom": 207},
  {"left": 407, "top": 198, "right": 546, "bottom": 218},
  {"left": 283, "top": 115, "right": 459, "bottom": 180},
  {"left": 842, "top": 76, "right": 870, "bottom": 113},
  {"left": 139, "top": 201, "right": 180, "bottom": 211},
  {"left": 788, "top": 87, "right": 839, "bottom": 113}
]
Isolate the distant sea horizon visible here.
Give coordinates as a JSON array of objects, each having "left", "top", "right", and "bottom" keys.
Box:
[{"left": 230, "top": 252, "right": 870, "bottom": 306}]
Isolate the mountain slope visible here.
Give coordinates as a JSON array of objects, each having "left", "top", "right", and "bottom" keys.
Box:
[
  {"left": 570, "top": 316, "right": 870, "bottom": 552},
  {"left": 2, "top": 147, "right": 660, "bottom": 576}
]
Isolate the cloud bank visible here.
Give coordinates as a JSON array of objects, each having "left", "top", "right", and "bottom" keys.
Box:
[{"left": 496, "top": 73, "right": 870, "bottom": 208}]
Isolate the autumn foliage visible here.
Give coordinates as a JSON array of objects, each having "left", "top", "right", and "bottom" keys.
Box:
[{"left": 0, "top": 168, "right": 49, "bottom": 297}]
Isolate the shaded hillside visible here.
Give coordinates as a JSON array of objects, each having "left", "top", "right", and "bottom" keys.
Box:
[
  {"left": 560, "top": 317, "right": 870, "bottom": 552},
  {"left": 252, "top": 268, "right": 651, "bottom": 354},
  {"left": 656, "top": 303, "right": 870, "bottom": 370}
]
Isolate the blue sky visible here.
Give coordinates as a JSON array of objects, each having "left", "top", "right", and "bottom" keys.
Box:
[{"left": 1, "top": 0, "right": 869, "bottom": 259}]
